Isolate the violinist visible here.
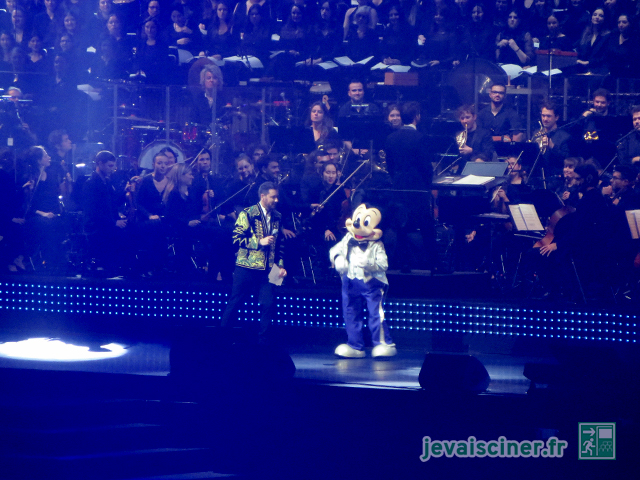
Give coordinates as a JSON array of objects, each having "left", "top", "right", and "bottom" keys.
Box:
[
  {"left": 163, "top": 163, "right": 229, "bottom": 280},
  {"left": 191, "top": 149, "right": 228, "bottom": 224},
  {"left": 0, "top": 149, "right": 27, "bottom": 273},
  {"left": 606, "top": 164, "right": 640, "bottom": 211},
  {"left": 136, "top": 151, "right": 170, "bottom": 275},
  {"left": 226, "top": 153, "right": 257, "bottom": 216},
  {"left": 23, "top": 146, "right": 67, "bottom": 275},
  {"left": 616, "top": 105, "right": 640, "bottom": 165},
  {"left": 300, "top": 148, "right": 330, "bottom": 212},
  {"left": 491, "top": 156, "right": 531, "bottom": 214},
  {"left": 47, "top": 129, "right": 73, "bottom": 203},
  {"left": 550, "top": 157, "right": 583, "bottom": 209},
  {"left": 191, "top": 149, "right": 236, "bottom": 280},
  {"left": 304, "top": 161, "right": 347, "bottom": 278},
  {"left": 83, "top": 150, "right": 134, "bottom": 278},
  {"left": 254, "top": 156, "right": 300, "bottom": 238},
  {"left": 606, "top": 164, "right": 640, "bottom": 288}
]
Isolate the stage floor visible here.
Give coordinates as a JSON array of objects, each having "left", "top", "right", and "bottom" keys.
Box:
[{"left": 0, "top": 335, "right": 540, "bottom": 396}]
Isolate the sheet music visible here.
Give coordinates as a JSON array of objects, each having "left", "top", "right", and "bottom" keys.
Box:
[
  {"left": 626, "top": 210, "right": 640, "bottom": 239},
  {"left": 509, "top": 204, "right": 544, "bottom": 231},
  {"left": 519, "top": 204, "right": 544, "bottom": 231},
  {"left": 509, "top": 205, "right": 527, "bottom": 231},
  {"left": 452, "top": 175, "right": 495, "bottom": 185},
  {"left": 269, "top": 264, "right": 284, "bottom": 286}
]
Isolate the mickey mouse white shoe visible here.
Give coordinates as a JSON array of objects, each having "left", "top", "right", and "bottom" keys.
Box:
[
  {"left": 334, "top": 344, "right": 366, "bottom": 358},
  {"left": 371, "top": 344, "right": 397, "bottom": 358}
]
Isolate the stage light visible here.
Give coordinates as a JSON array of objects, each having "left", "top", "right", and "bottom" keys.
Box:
[{"left": 0, "top": 338, "right": 127, "bottom": 361}]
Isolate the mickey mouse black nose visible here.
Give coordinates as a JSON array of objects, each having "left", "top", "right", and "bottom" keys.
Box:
[{"left": 353, "top": 218, "right": 360, "bottom": 228}]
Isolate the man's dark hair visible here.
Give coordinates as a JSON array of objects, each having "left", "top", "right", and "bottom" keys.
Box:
[
  {"left": 540, "top": 100, "right": 559, "bottom": 116},
  {"left": 614, "top": 164, "right": 635, "bottom": 182},
  {"left": 593, "top": 88, "right": 610, "bottom": 101},
  {"left": 95, "top": 150, "right": 116, "bottom": 164},
  {"left": 258, "top": 155, "right": 278, "bottom": 172},
  {"left": 457, "top": 104, "right": 475, "bottom": 118},
  {"left": 48, "top": 129, "right": 67, "bottom": 148},
  {"left": 630, "top": 105, "right": 640, "bottom": 115},
  {"left": 400, "top": 101, "right": 420, "bottom": 125},
  {"left": 321, "top": 141, "right": 341, "bottom": 152},
  {"left": 489, "top": 83, "right": 507, "bottom": 92},
  {"left": 348, "top": 79, "right": 363, "bottom": 89},
  {"left": 259, "top": 181, "right": 278, "bottom": 196},
  {"left": 574, "top": 164, "right": 599, "bottom": 188}
]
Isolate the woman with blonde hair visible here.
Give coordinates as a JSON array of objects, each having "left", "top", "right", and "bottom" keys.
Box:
[{"left": 163, "top": 163, "right": 230, "bottom": 279}]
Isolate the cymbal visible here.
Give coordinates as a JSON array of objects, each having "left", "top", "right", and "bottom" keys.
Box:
[{"left": 117, "top": 115, "right": 161, "bottom": 124}]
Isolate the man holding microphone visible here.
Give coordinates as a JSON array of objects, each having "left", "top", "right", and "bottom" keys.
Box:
[{"left": 220, "top": 181, "right": 287, "bottom": 340}]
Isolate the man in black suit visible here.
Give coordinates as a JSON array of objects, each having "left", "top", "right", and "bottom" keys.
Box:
[{"left": 384, "top": 101, "right": 437, "bottom": 273}]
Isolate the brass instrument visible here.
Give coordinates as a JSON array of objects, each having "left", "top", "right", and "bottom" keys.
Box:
[
  {"left": 584, "top": 131, "right": 599, "bottom": 141},
  {"left": 529, "top": 121, "right": 548, "bottom": 154},
  {"left": 456, "top": 124, "right": 468, "bottom": 149},
  {"left": 374, "top": 149, "right": 388, "bottom": 174}
]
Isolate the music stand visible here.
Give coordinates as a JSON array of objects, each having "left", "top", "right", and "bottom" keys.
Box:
[
  {"left": 268, "top": 125, "right": 316, "bottom": 156},
  {"left": 337, "top": 113, "right": 384, "bottom": 150}
]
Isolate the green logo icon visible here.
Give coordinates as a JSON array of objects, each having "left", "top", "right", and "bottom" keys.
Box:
[{"left": 579, "top": 423, "right": 615, "bottom": 460}]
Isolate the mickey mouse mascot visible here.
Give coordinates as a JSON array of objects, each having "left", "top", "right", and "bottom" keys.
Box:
[{"left": 330, "top": 203, "right": 397, "bottom": 358}]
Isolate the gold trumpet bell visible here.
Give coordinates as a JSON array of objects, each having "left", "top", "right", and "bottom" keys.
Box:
[
  {"left": 456, "top": 125, "right": 468, "bottom": 148},
  {"left": 584, "top": 131, "right": 599, "bottom": 141}
]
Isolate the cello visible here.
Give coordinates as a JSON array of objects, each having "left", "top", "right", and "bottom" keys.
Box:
[{"left": 533, "top": 205, "right": 575, "bottom": 248}]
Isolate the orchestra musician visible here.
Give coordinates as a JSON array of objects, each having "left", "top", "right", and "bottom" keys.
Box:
[
  {"left": 303, "top": 161, "right": 347, "bottom": 278},
  {"left": 163, "top": 163, "right": 228, "bottom": 280},
  {"left": 82, "top": 150, "right": 134, "bottom": 278},
  {"left": 616, "top": 105, "right": 640, "bottom": 165},
  {"left": 191, "top": 63, "right": 224, "bottom": 126},
  {"left": 23, "top": 146, "right": 66, "bottom": 274},
  {"left": 537, "top": 101, "right": 571, "bottom": 178},
  {"left": 537, "top": 164, "right": 617, "bottom": 299},
  {"left": 491, "top": 155, "right": 530, "bottom": 214},
  {"left": 307, "top": 101, "right": 340, "bottom": 147},
  {"left": 456, "top": 104, "right": 495, "bottom": 165},
  {"left": 226, "top": 153, "right": 257, "bottom": 215},
  {"left": 191, "top": 148, "right": 229, "bottom": 223},
  {"left": 551, "top": 157, "right": 583, "bottom": 208},
  {"left": 607, "top": 164, "right": 640, "bottom": 211},
  {"left": 190, "top": 148, "right": 235, "bottom": 281},
  {"left": 338, "top": 80, "right": 380, "bottom": 118},
  {"left": 477, "top": 83, "right": 524, "bottom": 142},
  {"left": 136, "top": 151, "right": 170, "bottom": 276},
  {"left": 0, "top": 149, "right": 27, "bottom": 273}
]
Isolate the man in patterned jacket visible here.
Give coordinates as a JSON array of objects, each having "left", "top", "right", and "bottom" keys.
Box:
[{"left": 220, "top": 181, "right": 287, "bottom": 338}]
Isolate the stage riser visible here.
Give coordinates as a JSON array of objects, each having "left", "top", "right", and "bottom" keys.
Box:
[{"left": 0, "top": 281, "right": 637, "bottom": 344}]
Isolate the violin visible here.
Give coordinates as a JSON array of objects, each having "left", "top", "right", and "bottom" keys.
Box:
[{"left": 201, "top": 172, "right": 213, "bottom": 216}]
